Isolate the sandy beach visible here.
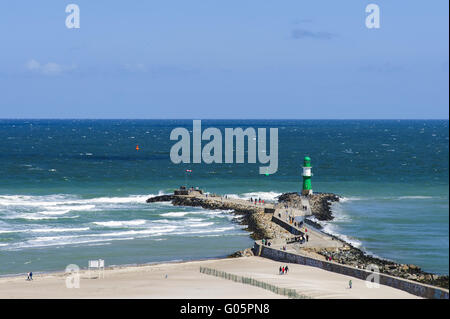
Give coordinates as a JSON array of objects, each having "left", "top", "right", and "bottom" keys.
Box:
[{"left": 0, "top": 256, "right": 420, "bottom": 299}]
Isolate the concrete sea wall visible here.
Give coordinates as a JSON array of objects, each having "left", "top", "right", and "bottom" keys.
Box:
[{"left": 254, "top": 242, "right": 449, "bottom": 299}]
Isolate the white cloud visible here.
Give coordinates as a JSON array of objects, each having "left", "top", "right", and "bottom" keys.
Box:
[
  {"left": 26, "top": 59, "right": 40, "bottom": 70},
  {"left": 25, "top": 59, "right": 76, "bottom": 75}
]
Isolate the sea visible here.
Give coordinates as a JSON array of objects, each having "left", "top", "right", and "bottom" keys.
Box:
[{"left": 0, "top": 119, "right": 448, "bottom": 276}]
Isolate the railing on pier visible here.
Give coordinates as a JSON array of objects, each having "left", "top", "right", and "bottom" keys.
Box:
[{"left": 199, "top": 266, "right": 310, "bottom": 299}]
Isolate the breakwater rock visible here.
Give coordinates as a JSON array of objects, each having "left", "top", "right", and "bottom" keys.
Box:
[
  {"left": 277, "top": 192, "right": 448, "bottom": 289},
  {"left": 278, "top": 192, "right": 340, "bottom": 221},
  {"left": 146, "top": 194, "right": 176, "bottom": 203},
  {"left": 313, "top": 246, "right": 449, "bottom": 289},
  {"left": 228, "top": 248, "right": 254, "bottom": 258}
]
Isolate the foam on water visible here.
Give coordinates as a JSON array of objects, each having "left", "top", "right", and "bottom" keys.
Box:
[
  {"left": 0, "top": 193, "right": 242, "bottom": 252},
  {"left": 29, "top": 227, "right": 90, "bottom": 233},
  {"left": 160, "top": 212, "right": 188, "bottom": 217},
  {"left": 93, "top": 220, "right": 147, "bottom": 227},
  {"left": 239, "top": 191, "right": 281, "bottom": 201},
  {"left": 308, "top": 214, "right": 363, "bottom": 249}
]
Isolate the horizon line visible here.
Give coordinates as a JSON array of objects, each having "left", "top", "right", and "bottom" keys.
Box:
[{"left": 0, "top": 118, "right": 448, "bottom": 121}]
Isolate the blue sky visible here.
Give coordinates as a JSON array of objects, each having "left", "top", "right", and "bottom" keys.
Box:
[{"left": 0, "top": 1, "right": 448, "bottom": 119}]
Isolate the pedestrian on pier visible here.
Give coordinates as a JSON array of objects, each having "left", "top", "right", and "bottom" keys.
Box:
[
  {"left": 349, "top": 280, "right": 352, "bottom": 289},
  {"left": 285, "top": 266, "right": 289, "bottom": 274}
]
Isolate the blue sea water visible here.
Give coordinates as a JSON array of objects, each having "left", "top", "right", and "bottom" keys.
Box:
[{"left": 0, "top": 119, "right": 448, "bottom": 275}]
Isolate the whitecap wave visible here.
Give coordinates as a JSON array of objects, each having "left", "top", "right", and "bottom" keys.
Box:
[
  {"left": 0, "top": 194, "right": 158, "bottom": 221},
  {"left": 93, "top": 220, "right": 147, "bottom": 227},
  {"left": 396, "top": 196, "right": 434, "bottom": 200},
  {"left": 0, "top": 230, "right": 19, "bottom": 234},
  {"left": 30, "top": 227, "right": 90, "bottom": 233},
  {"left": 321, "top": 223, "right": 363, "bottom": 248},
  {"left": 0, "top": 194, "right": 155, "bottom": 207},
  {"left": 186, "top": 222, "right": 214, "bottom": 228},
  {"left": 339, "top": 197, "right": 365, "bottom": 203},
  {"left": 240, "top": 191, "right": 281, "bottom": 201},
  {"left": 160, "top": 212, "right": 188, "bottom": 217}
]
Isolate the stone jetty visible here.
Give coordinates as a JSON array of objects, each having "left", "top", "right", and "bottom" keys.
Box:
[
  {"left": 147, "top": 188, "right": 449, "bottom": 290},
  {"left": 147, "top": 191, "right": 292, "bottom": 240},
  {"left": 278, "top": 192, "right": 340, "bottom": 221}
]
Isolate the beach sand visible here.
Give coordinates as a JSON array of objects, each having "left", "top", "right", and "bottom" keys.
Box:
[{"left": 0, "top": 256, "right": 420, "bottom": 299}]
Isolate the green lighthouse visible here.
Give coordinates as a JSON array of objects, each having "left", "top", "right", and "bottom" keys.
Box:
[{"left": 302, "top": 156, "right": 313, "bottom": 196}]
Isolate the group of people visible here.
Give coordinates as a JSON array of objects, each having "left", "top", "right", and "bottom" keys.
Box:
[
  {"left": 250, "top": 197, "right": 264, "bottom": 205},
  {"left": 291, "top": 234, "right": 309, "bottom": 244},
  {"left": 279, "top": 265, "right": 289, "bottom": 275},
  {"left": 280, "top": 203, "right": 308, "bottom": 211},
  {"left": 26, "top": 272, "right": 33, "bottom": 281},
  {"left": 261, "top": 239, "right": 271, "bottom": 246}
]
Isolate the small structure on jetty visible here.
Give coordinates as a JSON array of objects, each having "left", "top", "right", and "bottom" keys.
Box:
[
  {"left": 174, "top": 186, "right": 203, "bottom": 196},
  {"left": 302, "top": 156, "right": 313, "bottom": 196}
]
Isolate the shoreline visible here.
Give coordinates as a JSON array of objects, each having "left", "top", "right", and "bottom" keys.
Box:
[
  {"left": 0, "top": 256, "right": 227, "bottom": 280},
  {"left": 1, "top": 190, "right": 447, "bottom": 295}
]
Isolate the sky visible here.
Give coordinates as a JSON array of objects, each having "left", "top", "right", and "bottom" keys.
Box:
[{"left": 0, "top": 1, "right": 448, "bottom": 119}]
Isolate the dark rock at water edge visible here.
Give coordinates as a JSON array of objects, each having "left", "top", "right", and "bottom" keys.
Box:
[
  {"left": 228, "top": 248, "right": 254, "bottom": 258},
  {"left": 146, "top": 195, "right": 175, "bottom": 203}
]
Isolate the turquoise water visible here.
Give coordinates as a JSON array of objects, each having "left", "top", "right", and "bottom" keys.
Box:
[{"left": 0, "top": 120, "right": 448, "bottom": 275}]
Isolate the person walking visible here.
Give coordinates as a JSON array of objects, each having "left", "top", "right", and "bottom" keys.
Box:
[
  {"left": 349, "top": 280, "right": 352, "bottom": 289},
  {"left": 279, "top": 266, "right": 282, "bottom": 275},
  {"left": 285, "top": 265, "right": 289, "bottom": 274}
]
